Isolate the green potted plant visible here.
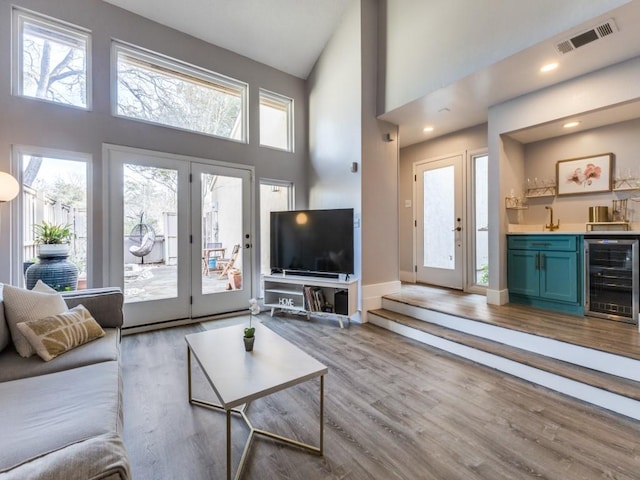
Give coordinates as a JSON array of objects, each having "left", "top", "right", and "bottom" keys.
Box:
[
  {"left": 33, "top": 221, "right": 74, "bottom": 257},
  {"left": 244, "top": 298, "right": 260, "bottom": 351},
  {"left": 26, "top": 221, "right": 78, "bottom": 291}
]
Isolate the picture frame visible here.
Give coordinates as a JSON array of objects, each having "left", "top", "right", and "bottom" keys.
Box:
[{"left": 556, "top": 153, "right": 613, "bottom": 196}]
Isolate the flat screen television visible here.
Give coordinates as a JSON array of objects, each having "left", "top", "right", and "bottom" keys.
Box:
[{"left": 270, "top": 208, "right": 354, "bottom": 276}]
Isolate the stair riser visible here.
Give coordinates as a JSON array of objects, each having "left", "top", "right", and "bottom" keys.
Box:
[
  {"left": 382, "top": 298, "right": 640, "bottom": 382},
  {"left": 369, "top": 313, "right": 640, "bottom": 422}
]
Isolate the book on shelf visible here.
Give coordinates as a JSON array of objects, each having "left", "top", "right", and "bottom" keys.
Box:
[{"left": 303, "top": 286, "right": 328, "bottom": 312}]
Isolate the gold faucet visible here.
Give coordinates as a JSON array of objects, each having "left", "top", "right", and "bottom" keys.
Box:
[{"left": 545, "top": 206, "right": 559, "bottom": 231}]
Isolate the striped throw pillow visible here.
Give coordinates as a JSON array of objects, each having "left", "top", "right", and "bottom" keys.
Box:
[{"left": 16, "top": 304, "right": 105, "bottom": 361}]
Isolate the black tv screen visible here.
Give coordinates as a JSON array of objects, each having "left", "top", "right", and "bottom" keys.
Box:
[{"left": 270, "top": 208, "right": 354, "bottom": 275}]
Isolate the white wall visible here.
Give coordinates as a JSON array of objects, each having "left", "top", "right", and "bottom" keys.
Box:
[
  {"left": 0, "top": 0, "right": 308, "bottom": 288},
  {"left": 383, "top": 0, "right": 630, "bottom": 113}
]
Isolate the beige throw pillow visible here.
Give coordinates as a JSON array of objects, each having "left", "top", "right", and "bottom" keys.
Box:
[
  {"left": 2, "top": 283, "right": 68, "bottom": 357},
  {"left": 16, "top": 304, "right": 105, "bottom": 361}
]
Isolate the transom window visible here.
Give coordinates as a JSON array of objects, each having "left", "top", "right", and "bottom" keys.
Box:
[
  {"left": 113, "top": 42, "right": 247, "bottom": 142},
  {"left": 259, "top": 89, "right": 294, "bottom": 152},
  {"left": 12, "top": 7, "right": 91, "bottom": 109}
]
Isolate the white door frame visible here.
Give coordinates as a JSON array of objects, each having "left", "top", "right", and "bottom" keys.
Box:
[
  {"left": 466, "top": 148, "right": 489, "bottom": 294},
  {"left": 413, "top": 152, "right": 467, "bottom": 289},
  {"left": 103, "top": 144, "right": 254, "bottom": 327},
  {"left": 191, "top": 162, "right": 252, "bottom": 318}
]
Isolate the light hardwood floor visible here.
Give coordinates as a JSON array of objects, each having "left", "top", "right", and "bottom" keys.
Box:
[
  {"left": 122, "top": 314, "right": 640, "bottom": 480},
  {"left": 386, "top": 283, "right": 640, "bottom": 359}
]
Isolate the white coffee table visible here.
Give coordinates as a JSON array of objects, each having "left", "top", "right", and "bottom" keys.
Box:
[{"left": 185, "top": 323, "right": 328, "bottom": 480}]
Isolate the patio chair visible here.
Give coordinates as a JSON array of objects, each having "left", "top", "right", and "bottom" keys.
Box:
[
  {"left": 202, "top": 242, "right": 224, "bottom": 275},
  {"left": 217, "top": 244, "right": 240, "bottom": 279},
  {"left": 129, "top": 229, "right": 156, "bottom": 263}
]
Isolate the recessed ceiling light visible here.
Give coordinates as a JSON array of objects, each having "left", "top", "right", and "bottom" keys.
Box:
[
  {"left": 423, "top": 126, "right": 434, "bottom": 133},
  {"left": 563, "top": 121, "right": 580, "bottom": 128},
  {"left": 540, "top": 62, "right": 558, "bottom": 72}
]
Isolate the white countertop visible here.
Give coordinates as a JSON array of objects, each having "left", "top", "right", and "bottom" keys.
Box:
[
  {"left": 508, "top": 223, "right": 640, "bottom": 235},
  {"left": 508, "top": 231, "right": 640, "bottom": 235}
]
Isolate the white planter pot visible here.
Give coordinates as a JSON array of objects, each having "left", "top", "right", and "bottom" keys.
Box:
[{"left": 37, "top": 243, "right": 70, "bottom": 258}]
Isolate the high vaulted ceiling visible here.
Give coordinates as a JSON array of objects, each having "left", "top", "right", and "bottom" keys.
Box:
[
  {"left": 104, "top": 0, "right": 640, "bottom": 148},
  {"left": 103, "top": 0, "right": 351, "bottom": 79}
]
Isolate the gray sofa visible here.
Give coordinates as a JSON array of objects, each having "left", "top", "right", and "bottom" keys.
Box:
[{"left": 0, "top": 288, "right": 131, "bottom": 480}]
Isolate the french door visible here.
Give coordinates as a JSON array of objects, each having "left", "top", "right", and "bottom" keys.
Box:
[
  {"left": 191, "top": 162, "right": 251, "bottom": 318},
  {"left": 105, "top": 145, "right": 252, "bottom": 327},
  {"left": 415, "top": 154, "right": 464, "bottom": 289}
]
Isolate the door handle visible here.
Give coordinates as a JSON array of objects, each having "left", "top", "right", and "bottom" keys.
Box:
[
  {"left": 452, "top": 226, "right": 462, "bottom": 232},
  {"left": 534, "top": 252, "right": 539, "bottom": 270},
  {"left": 540, "top": 253, "right": 545, "bottom": 270}
]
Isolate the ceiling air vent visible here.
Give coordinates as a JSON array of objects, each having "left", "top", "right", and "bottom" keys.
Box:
[{"left": 554, "top": 18, "right": 618, "bottom": 55}]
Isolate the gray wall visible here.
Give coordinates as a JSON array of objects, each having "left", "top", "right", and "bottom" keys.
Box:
[
  {"left": 399, "top": 124, "right": 488, "bottom": 276},
  {"left": 521, "top": 117, "right": 640, "bottom": 226},
  {"left": 307, "top": 0, "right": 363, "bottom": 278},
  {"left": 0, "top": 0, "right": 308, "bottom": 287},
  {"left": 308, "top": 0, "right": 400, "bottom": 304},
  {"left": 382, "top": 0, "right": 629, "bottom": 113},
  {"left": 360, "top": 0, "right": 399, "bottom": 287}
]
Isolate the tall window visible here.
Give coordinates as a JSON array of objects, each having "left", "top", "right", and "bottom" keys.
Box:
[
  {"left": 259, "top": 89, "right": 293, "bottom": 151},
  {"left": 259, "top": 181, "right": 294, "bottom": 276},
  {"left": 113, "top": 42, "right": 247, "bottom": 142},
  {"left": 472, "top": 153, "right": 489, "bottom": 287},
  {"left": 15, "top": 148, "right": 90, "bottom": 288},
  {"left": 12, "top": 7, "right": 91, "bottom": 109}
]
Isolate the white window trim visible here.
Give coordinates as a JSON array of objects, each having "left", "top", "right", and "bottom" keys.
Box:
[
  {"left": 259, "top": 88, "right": 294, "bottom": 152},
  {"left": 10, "top": 145, "right": 93, "bottom": 288},
  {"left": 259, "top": 178, "right": 295, "bottom": 210},
  {"left": 12, "top": 6, "right": 92, "bottom": 111},
  {"left": 466, "top": 148, "right": 489, "bottom": 294},
  {"left": 111, "top": 40, "right": 249, "bottom": 143}
]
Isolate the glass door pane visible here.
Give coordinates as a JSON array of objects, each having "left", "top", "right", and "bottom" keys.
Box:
[
  {"left": 123, "top": 164, "right": 178, "bottom": 302},
  {"left": 416, "top": 154, "right": 463, "bottom": 289},
  {"left": 423, "top": 165, "right": 455, "bottom": 269},
  {"left": 106, "top": 147, "right": 190, "bottom": 327},
  {"left": 192, "top": 163, "right": 252, "bottom": 318},
  {"left": 473, "top": 154, "right": 489, "bottom": 286}
]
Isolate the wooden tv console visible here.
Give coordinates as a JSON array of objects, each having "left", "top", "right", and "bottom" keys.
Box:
[{"left": 263, "top": 273, "right": 358, "bottom": 328}]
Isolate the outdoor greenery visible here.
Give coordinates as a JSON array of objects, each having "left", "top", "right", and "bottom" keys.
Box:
[
  {"left": 33, "top": 221, "right": 74, "bottom": 244},
  {"left": 480, "top": 264, "right": 489, "bottom": 286},
  {"left": 21, "top": 18, "right": 87, "bottom": 107},
  {"left": 116, "top": 49, "right": 243, "bottom": 138}
]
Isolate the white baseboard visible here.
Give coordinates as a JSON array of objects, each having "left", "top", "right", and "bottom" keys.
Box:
[
  {"left": 368, "top": 314, "right": 640, "bottom": 421},
  {"left": 361, "top": 280, "right": 402, "bottom": 323},
  {"left": 399, "top": 270, "right": 415, "bottom": 283},
  {"left": 486, "top": 288, "right": 508, "bottom": 305}
]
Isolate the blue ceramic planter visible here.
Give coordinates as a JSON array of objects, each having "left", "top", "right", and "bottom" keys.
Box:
[{"left": 25, "top": 254, "right": 79, "bottom": 291}]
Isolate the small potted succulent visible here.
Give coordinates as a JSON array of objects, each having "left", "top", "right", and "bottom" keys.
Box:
[{"left": 244, "top": 298, "right": 260, "bottom": 351}]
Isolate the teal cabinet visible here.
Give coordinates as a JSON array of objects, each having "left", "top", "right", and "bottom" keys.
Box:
[{"left": 507, "top": 235, "right": 582, "bottom": 315}]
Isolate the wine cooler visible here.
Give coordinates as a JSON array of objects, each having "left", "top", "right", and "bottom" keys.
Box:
[{"left": 584, "top": 238, "right": 638, "bottom": 324}]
